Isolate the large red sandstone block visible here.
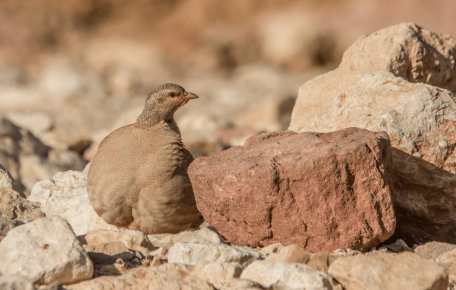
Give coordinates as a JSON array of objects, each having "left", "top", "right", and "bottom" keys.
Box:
[{"left": 188, "top": 128, "right": 396, "bottom": 253}]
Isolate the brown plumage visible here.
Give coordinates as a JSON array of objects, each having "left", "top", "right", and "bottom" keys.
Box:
[{"left": 87, "top": 83, "right": 201, "bottom": 234}]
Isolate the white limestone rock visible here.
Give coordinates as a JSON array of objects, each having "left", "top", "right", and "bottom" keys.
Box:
[
  {"left": 29, "top": 170, "right": 119, "bottom": 236},
  {"left": 168, "top": 242, "right": 261, "bottom": 266},
  {"left": 0, "top": 216, "right": 93, "bottom": 285},
  {"left": 241, "top": 260, "right": 341, "bottom": 290}
]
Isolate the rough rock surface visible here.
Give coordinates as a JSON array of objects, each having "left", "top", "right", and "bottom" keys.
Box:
[
  {"left": 329, "top": 252, "right": 448, "bottom": 290},
  {"left": 0, "top": 163, "right": 20, "bottom": 192},
  {"left": 0, "top": 188, "right": 44, "bottom": 222},
  {"left": 435, "top": 248, "right": 456, "bottom": 283},
  {"left": 0, "top": 216, "right": 93, "bottom": 285},
  {"left": 0, "top": 275, "right": 37, "bottom": 290},
  {"left": 241, "top": 260, "right": 342, "bottom": 290},
  {"left": 30, "top": 170, "right": 119, "bottom": 236},
  {"left": 267, "top": 244, "right": 335, "bottom": 273},
  {"left": 167, "top": 242, "right": 261, "bottom": 266},
  {"left": 292, "top": 71, "right": 456, "bottom": 245},
  {"left": 0, "top": 187, "right": 45, "bottom": 241},
  {"left": 84, "top": 229, "right": 155, "bottom": 253},
  {"left": 290, "top": 22, "right": 456, "bottom": 131},
  {"left": 415, "top": 242, "right": 456, "bottom": 260},
  {"left": 147, "top": 226, "right": 226, "bottom": 249},
  {"left": 191, "top": 262, "right": 243, "bottom": 289},
  {"left": 0, "top": 118, "right": 86, "bottom": 194},
  {"left": 189, "top": 128, "right": 396, "bottom": 252},
  {"left": 66, "top": 263, "right": 214, "bottom": 290}
]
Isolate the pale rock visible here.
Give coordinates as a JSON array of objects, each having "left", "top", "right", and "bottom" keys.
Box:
[
  {"left": 29, "top": 170, "right": 119, "bottom": 236},
  {"left": 168, "top": 242, "right": 261, "bottom": 266},
  {"left": 241, "top": 260, "right": 342, "bottom": 290},
  {"left": 292, "top": 71, "right": 456, "bottom": 244},
  {"left": 148, "top": 227, "right": 226, "bottom": 250},
  {"left": 192, "top": 262, "right": 243, "bottom": 289},
  {"left": 330, "top": 249, "right": 363, "bottom": 259},
  {"left": 0, "top": 275, "right": 37, "bottom": 290},
  {"left": 267, "top": 244, "right": 335, "bottom": 273},
  {"left": 220, "top": 278, "right": 267, "bottom": 290},
  {"left": 436, "top": 248, "right": 456, "bottom": 283},
  {"left": 0, "top": 163, "right": 19, "bottom": 191},
  {"left": 84, "top": 229, "right": 155, "bottom": 253},
  {"left": 329, "top": 252, "right": 448, "bottom": 290},
  {"left": 0, "top": 216, "right": 93, "bottom": 285},
  {"left": 415, "top": 242, "right": 456, "bottom": 260},
  {"left": 0, "top": 188, "right": 44, "bottom": 222},
  {"left": 0, "top": 216, "right": 23, "bottom": 242},
  {"left": 260, "top": 243, "right": 284, "bottom": 258},
  {"left": 290, "top": 23, "right": 456, "bottom": 131},
  {"left": 66, "top": 263, "right": 213, "bottom": 290}
]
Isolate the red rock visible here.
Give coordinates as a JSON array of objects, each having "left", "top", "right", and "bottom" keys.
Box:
[{"left": 188, "top": 128, "right": 396, "bottom": 253}]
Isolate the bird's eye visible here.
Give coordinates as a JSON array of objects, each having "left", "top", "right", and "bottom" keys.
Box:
[{"left": 169, "top": 92, "right": 176, "bottom": 97}]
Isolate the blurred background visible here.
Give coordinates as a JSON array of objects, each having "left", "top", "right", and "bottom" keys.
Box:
[{"left": 0, "top": 0, "right": 455, "bottom": 194}]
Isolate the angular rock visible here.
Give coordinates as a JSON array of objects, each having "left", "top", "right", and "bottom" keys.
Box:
[
  {"left": 83, "top": 241, "right": 145, "bottom": 277},
  {"left": 192, "top": 262, "right": 243, "bottom": 289},
  {"left": 0, "top": 163, "right": 19, "bottom": 192},
  {"left": 415, "top": 242, "right": 456, "bottom": 260},
  {"left": 30, "top": 170, "right": 119, "bottom": 236},
  {"left": 436, "top": 248, "right": 456, "bottom": 283},
  {"left": 67, "top": 263, "right": 214, "bottom": 290},
  {"left": 0, "top": 188, "right": 44, "bottom": 222},
  {"left": 240, "top": 260, "right": 342, "bottom": 290},
  {"left": 148, "top": 227, "right": 226, "bottom": 250},
  {"left": 168, "top": 242, "right": 261, "bottom": 266},
  {"left": 267, "top": 244, "right": 335, "bottom": 273},
  {"left": 0, "top": 216, "right": 93, "bottom": 285},
  {"left": 0, "top": 275, "right": 37, "bottom": 290},
  {"left": 329, "top": 252, "right": 448, "bottom": 290},
  {"left": 0, "top": 216, "right": 23, "bottom": 242},
  {"left": 84, "top": 229, "right": 154, "bottom": 253},
  {"left": 290, "top": 23, "right": 456, "bottom": 132},
  {"left": 220, "top": 279, "right": 267, "bottom": 290},
  {"left": 292, "top": 71, "right": 456, "bottom": 245},
  {"left": 189, "top": 128, "right": 395, "bottom": 252}
]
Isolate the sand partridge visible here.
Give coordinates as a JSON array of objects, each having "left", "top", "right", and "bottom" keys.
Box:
[{"left": 87, "top": 83, "right": 201, "bottom": 234}]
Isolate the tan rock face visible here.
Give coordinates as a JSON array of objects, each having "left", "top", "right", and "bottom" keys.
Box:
[
  {"left": 415, "top": 242, "right": 456, "bottom": 261},
  {"left": 189, "top": 128, "right": 395, "bottom": 252},
  {"left": 267, "top": 244, "right": 335, "bottom": 273},
  {"left": 290, "top": 71, "right": 456, "bottom": 245},
  {"left": 0, "top": 163, "right": 20, "bottom": 192},
  {"left": 435, "top": 248, "right": 456, "bottom": 283},
  {"left": 84, "top": 229, "right": 155, "bottom": 253},
  {"left": 240, "top": 260, "right": 342, "bottom": 290},
  {"left": 67, "top": 263, "right": 214, "bottom": 290},
  {"left": 167, "top": 242, "right": 261, "bottom": 266},
  {"left": 329, "top": 252, "right": 449, "bottom": 290},
  {"left": 0, "top": 188, "right": 44, "bottom": 222},
  {"left": 290, "top": 22, "right": 456, "bottom": 132}
]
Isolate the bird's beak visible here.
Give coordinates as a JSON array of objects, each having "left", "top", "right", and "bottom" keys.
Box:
[{"left": 186, "top": 92, "right": 199, "bottom": 100}]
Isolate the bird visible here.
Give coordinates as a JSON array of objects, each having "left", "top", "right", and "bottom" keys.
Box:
[{"left": 87, "top": 83, "right": 201, "bottom": 234}]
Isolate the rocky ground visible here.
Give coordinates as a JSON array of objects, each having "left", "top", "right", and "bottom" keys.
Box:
[{"left": 0, "top": 2, "right": 456, "bottom": 289}]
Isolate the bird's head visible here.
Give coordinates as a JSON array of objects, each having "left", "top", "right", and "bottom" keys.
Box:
[{"left": 137, "top": 83, "right": 198, "bottom": 126}]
